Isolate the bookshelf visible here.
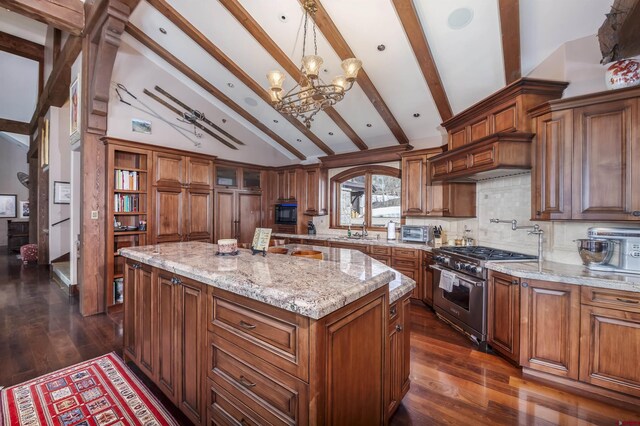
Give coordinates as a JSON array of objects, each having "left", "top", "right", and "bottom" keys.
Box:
[{"left": 106, "top": 143, "right": 150, "bottom": 311}]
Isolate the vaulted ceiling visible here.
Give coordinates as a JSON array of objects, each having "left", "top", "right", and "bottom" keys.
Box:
[{"left": 0, "top": 0, "right": 614, "bottom": 162}]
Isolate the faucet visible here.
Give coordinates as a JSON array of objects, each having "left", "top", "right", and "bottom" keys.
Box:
[
  {"left": 490, "top": 218, "right": 544, "bottom": 265},
  {"left": 361, "top": 221, "right": 368, "bottom": 239}
]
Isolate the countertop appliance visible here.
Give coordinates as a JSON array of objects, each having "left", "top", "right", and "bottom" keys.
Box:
[
  {"left": 431, "top": 245, "right": 537, "bottom": 351},
  {"left": 307, "top": 221, "right": 316, "bottom": 235},
  {"left": 401, "top": 225, "right": 433, "bottom": 244},
  {"left": 275, "top": 203, "right": 297, "bottom": 225},
  {"left": 579, "top": 227, "right": 640, "bottom": 274}
]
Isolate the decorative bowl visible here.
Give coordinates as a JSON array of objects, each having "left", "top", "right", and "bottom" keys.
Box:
[
  {"left": 291, "top": 250, "right": 323, "bottom": 260},
  {"left": 575, "top": 239, "right": 614, "bottom": 266},
  {"left": 605, "top": 59, "right": 640, "bottom": 90}
]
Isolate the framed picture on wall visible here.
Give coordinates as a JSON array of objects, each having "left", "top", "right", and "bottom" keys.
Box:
[
  {"left": 54, "top": 181, "right": 71, "bottom": 204},
  {"left": 70, "top": 75, "right": 80, "bottom": 143},
  {"left": 19, "top": 201, "right": 29, "bottom": 218},
  {"left": 0, "top": 194, "right": 17, "bottom": 218}
]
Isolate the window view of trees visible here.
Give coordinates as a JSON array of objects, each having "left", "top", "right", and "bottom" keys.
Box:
[{"left": 371, "top": 174, "right": 401, "bottom": 226}]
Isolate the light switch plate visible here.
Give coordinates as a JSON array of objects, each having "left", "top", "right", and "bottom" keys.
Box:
[{"left": 91, "top": 211, "right": 99, "bottom": 219}]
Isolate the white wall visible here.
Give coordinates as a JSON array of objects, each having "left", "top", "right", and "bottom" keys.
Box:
[{"left": 0, "top": 137, "right": 29, "bottom": 246}]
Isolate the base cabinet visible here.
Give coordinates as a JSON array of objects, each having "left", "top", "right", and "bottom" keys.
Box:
[
  {"left": 487, "top": 271, "right": 520, "bottom": 363},
  {"left": 388, "top": 295, "right": 411, "bottom": 417},
  {"left": 214, "top": 190, "right": 263, "bottom": 245}
]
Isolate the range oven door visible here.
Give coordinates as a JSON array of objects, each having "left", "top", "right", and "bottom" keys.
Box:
[{"left": 431, "top": 264, "right": 487, "bottom": 343}]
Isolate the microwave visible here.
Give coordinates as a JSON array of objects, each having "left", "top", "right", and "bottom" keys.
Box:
[
  {"left": 401, "top": 225, "right": 433, "bottom": 243},
  {"left": 275, "top": 203, "right": 297, "bottom": 225}
]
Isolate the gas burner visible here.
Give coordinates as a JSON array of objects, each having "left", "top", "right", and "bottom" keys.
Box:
[{"left": 438, "top": 245, "right": 537, "bottom": 261}]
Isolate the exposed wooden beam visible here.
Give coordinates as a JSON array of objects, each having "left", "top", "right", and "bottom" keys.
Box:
[
  {"left": 215, "top": 0, "right": 367, "bottom": 152},
  {"left": 619, "top": 0, "right": 640, "bottom": 58},
  {"left": 53, "top": 28, "right": 62, "bottom": 62},
  {"left": 319, "top": 144, "right": 413, "bottom": 169},
  {"left": 309, "top": 0, "right": 410, "bottom": 145},
  {"left": 0, "top": 31, "right": 44, "bottom": 62},
  {"left": 497, "top": 0, "right": 521, "bottom": 84},
  {"left": 125, "top": 23, "right": 307, "bottom": 161},
  {"left": 30, "top": 35, "right": 82, "bottom": 131},
  {"left": 0, "top": 0, "right": 84, "bottom": 35},
  {"left": 392, "top": 0, "right": 452, "bottom": 121},
  {"left": 0, "top": 118, "right": 30, "bottom": 134},
  {"left": 148, "top": 0, "right": 334, "bottom": 156}
]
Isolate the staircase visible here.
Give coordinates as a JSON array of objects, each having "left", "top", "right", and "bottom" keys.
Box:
[{"left": 51, "top": 261, "right": 77, "bottom": 295}]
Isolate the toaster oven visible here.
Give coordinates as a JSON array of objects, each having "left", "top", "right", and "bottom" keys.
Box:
[{"left": 401, "top": 225, "right": 433, "bottom": 243}]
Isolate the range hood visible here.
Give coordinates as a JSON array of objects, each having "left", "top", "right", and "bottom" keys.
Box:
[{"left": 429, "top": 132, "right": 533, "bottom": 182}]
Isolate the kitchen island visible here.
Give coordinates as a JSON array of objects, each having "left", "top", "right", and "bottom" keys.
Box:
[{"left": 119, "top": 241, "right": 415, "bottom": 425}]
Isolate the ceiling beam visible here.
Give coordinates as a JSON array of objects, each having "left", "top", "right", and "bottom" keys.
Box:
[
  {"left": 391, "top": 0, "right": 452, "bottom": 121},
  {"left": 0, "top": 31, "right": 44, "bottom": 62},
  {"left": 0, "top": 118, "right": 30, "bottom": 135},
  {"left": 309, "top": 0, "right": 410, "bottom": 145},
  {"left": 125, "top": 23, "right": 307, "bottom": 161},
  {"left": 30, "top": 35, "right": 82, "bottom": 131},
  {"left": 215, "top": 0, "right": 367, "bottom": 152},
  {"left": 497, "top": 0, "right": 521, "bottom": 84},
  {"left": 0, "top": 0, "right": 84, "bottom": 35},
  {"left": 147, "top": 0, "right": 335, "bottom": 156}
]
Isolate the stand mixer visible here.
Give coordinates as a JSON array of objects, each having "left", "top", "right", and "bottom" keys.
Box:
[{"left": 576, "top": 227, "right": 640, "bottom": 274}]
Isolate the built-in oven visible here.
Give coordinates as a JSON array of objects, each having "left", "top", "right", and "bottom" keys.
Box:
[
  {"left": 275, "top": 203, "right": 297, "bottom": 225},
  {"left": 430, "top": 264, "right": 487, "bottom": 350}
]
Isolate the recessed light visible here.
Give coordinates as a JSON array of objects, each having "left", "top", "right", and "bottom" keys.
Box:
[
  {"left": 222, "top": 118, "right": 227, "bottom": 124},
  {"left": 328, "top": 132, "right": 334, "bottom": 136},
  {"left": 323, "top": 68, "right": 329, "bottom": 73},
  {"left": 273, "top": 119, "right": 279, "bottom": 123},
  {"left": 159, "top": 27, "right": 167, "bottom": 34},
  {"left": 279, "top": 14, "right": 288, "bottom": 22},
  {"left": 244, "top": 97, "right": 258, "bottom": 107},
  {"left": 377, "top": 44, "right": 386, "bottom": 52},
  {"left": 413, "top": 113, "right": 421, "bottom": 118},
  {"left": 447, "top": 8, "right": 474, "bottom": 30},
  {"left": 366, "top": 123, "right": 372, "bottom": 127},
  {"left": 296, "top": 138, "right": 302, "bottom": 142},
  {"left": 227, "top": 82, "right": 234, "bottom": 88}
]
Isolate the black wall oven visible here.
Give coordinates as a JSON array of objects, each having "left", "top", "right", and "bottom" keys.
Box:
[{"left": 275, "top": 203, "right": 297, "bottom": 225}]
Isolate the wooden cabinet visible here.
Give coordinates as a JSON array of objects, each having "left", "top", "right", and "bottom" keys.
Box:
[
  {"left": 387, "top": 294, "right": 411, "bottom": 417},
  {"left": 392, "top": 247, "right": 422, "bottom": 301},
  {"left": 426, "top": 182, "right": 476, "bottom": 218},
  {"left": 423, "top": 251, "right": 434, "bottom": 306},
  {"left": 185, "top": 188, "right": 213, "bottom": 241},
  {"left": 401, "top": 152, "right": 429, "bottom": 216},
  {"left": 276, "top": 169, "right": 298, "bottom": 201},
  {"left": 302, "top": 165, "right": 328, "bottom": 216},
  {"left": 520, "top": 279, "right": 580, "bottom": 379},
  {"left": 215, "top": 164, "right": 263, "bottom": 191},
  {"left": 214, "top": 190, "right": 262, "bottom": 244},
  {"left": 7, "top": 220, "right": 29, "bottom": 253},
  {"left": 153, "top": 186, "right": 184, "bottom": 243},
  {"left": 487, "top": 271, "right": 520, "bottom": 363}
]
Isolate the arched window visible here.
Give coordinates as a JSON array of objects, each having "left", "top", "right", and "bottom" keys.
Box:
[{"left": 330, "top": 165, "right": 402, "bottom": 229}]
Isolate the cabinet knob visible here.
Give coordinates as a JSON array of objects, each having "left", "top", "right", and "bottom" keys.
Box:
[
  {"left": 395, "top": 324, "right": 403, "bottom": 332},
  {"left": 132, "top": 263, "right": 141, "bottom": 269},
  {"left": 522, "top": 282, "right": 529, "bottom": 288},
  {"left": 536, "top": 211, "right": 541, "bottom": 216},
  {"left": 511, "top": 279, "right": 518, "bottom": 285},
  {"left": 170, "top": 276, "right": 182, "bottom": 285},
  {"left": 390, "top": 306, "right": 397, "bottom": 316},
  {"left": 633, "top": 211, "right": 640, "bottom": 217}
]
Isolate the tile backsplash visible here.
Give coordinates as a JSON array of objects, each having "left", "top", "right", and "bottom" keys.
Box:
[{"left": 313, "top": 171, "right": 629, "bottom": 266}]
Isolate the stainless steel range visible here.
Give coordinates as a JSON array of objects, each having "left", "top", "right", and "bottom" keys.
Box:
[{"left": 431, "top": 246, "right": 537, "bottom": 351}]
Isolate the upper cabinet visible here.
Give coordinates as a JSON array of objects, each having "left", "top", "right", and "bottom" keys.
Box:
[
  {"left": 153, "top": 152, "right": 214, "bottom": 190},
  {"left": 214, "top": 163, "right": 263, "bottom": 191},
  {"left": 303, "top": 165, "right": 328, "bottom": 216},
  {"left": 401, "top": 149, "right": 476, "bottom": 218},
  {"left": 276, "top": 169, "right": 298, "bottom": 201},
  {"left": 530, "top": 86, "right": 640, "bottom": 221}
]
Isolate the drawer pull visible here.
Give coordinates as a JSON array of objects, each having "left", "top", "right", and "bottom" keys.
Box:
[
  {"left": 521, "top": 282, "right": 529, "bottom": 288},
  {"left": 616, "top": 297, "right": 639, "bottom": 304},
  {"left": 239, "top": 320, "right": 257, "bottom": 330},
  {"left": 238, "top": 375, "right": 256, "bottom": 388},
  {"left": 395, "top": 324, "right": 403, "bottom": 332},
  {"left": 390, "top": 306, "right": 397, "bottom": 316}
]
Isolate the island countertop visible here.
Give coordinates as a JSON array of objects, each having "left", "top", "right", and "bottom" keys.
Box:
[{"left": 119, "top": 241, "right": 415, "bottom": 319}]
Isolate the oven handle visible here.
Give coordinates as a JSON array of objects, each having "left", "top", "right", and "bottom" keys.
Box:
[{"left": 429, "top": 264, "right": 484, "bottom": 287}]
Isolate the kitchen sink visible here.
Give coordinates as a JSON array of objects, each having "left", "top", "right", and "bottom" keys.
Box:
[{"left": 334, "top": 235, "right": 379, "bottom": 241}]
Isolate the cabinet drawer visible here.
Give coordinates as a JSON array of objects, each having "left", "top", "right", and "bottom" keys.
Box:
[
  {"left": 329, "top": 242, "right": 369, "bottom": 253},
  {"left": 391, "top": 247, "right": 419, "bottom": 259},
  {"left": 370, "top": 255, "right": 391, "bottom": 266},
  {"left": 392, "top": 258, "right": 420, "bottom": 270},
  {"left": 449, "top": 156, "right": 468, "bottom": 173},
  {"left": 208, "top": 379, "right": 272, "bottom": 426},
  {"left": 431, "top": 160, "right": 449, "bottom": 179},
  {"left": 209, "top": 289, "right": 310, "bottom": 380},
  {"left": 370, "top": 245, "right": 392, "bottom": 256},
  {"left": 581, "top": 286, "right": 640, "bottom": 313},
  {"left": 209, "top": 338, "right": 307, "bottom": 425},
  {"left": 468, "top": 145, "right": 496, "bottom": 168},
  {"left": 389, "top": 301, "right": 400, "bottom": 325}
]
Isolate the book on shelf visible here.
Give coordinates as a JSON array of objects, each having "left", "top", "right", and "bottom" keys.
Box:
[
  {"left": 114, "top": 170, "right": 139, "bottom": 190},
  {"left": 114, "top": 194, "right": 140, "bottom": 212},
  {"left": 114, "top": 278, "right": 124, "bottom": 304}
]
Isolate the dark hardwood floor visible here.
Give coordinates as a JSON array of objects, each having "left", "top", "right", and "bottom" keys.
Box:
[{"left": 1, "top": 250, "right": 638, "bottom": 425}]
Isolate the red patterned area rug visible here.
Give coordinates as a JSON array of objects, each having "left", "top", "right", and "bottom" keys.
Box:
[{"left": 0, "top": 352, "right": 178, "bottom": 425}]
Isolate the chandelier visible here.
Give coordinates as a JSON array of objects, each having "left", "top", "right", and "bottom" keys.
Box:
[{"left": 266, "top": 0, "right": 362, "bottom": 129}]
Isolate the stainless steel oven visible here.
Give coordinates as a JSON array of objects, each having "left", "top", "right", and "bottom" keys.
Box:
[{"left": 431, "top": 264, "right": 487, "bottom": 349}]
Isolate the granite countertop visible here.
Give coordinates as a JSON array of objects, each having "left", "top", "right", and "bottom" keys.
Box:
[
  {"left": 486, "top": 260, "right": 640, "bottom": 293},
  {"left": 119, "top": 242, "right": 415, "bottom": 319},
  {"left": 272, "top": 232, "right": 434, "bottom": 251}
]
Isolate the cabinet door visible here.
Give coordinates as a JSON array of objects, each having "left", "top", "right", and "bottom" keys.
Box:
[
  {"left": 214, "top": 190, "right": 236, "bottom": 241},
  {"left": 446, "top": 183, "right": 476, "bottom": 217},
  {"left": 532, "top": 111, "right": 572, "bottom": 220},
  {"left": 286, "top": 170, "right": 297, "bottom": 200},
  {"left": 123, "top": 261, "right": 138, "bottom": 360},
  {"left": 387, "top": 317, "right": 401, "bottom": 415},
  {"left": 303, "top": 167, "right": 327, "bottom": 216},
  {"left": 579, "top": 305, "right": 640, "bottom": 397},
  {"left": 187, "top": 157, "right": 213, "bottom": 189},
  {"left": 276, "top": 171, "right": 287, "bottom": 201},
  {"left": 487, "top": 272, "right": 520, "bottom": 363},
  {"left": 401, "top": 154, "right": 427, "bottom": 216},
  {"left": 520, "top": 279, "right": 580, "bottom": 379},
  {"left": 238, "top": 192, "right": 262, "bottom": 245},
  {"left": 154, "top": 152, "right": 184, "bottom": 187},
  {"left": 400, "top": 296, "right": 411, "bottom": 395},
  {"left": 137, "top": 265, "right": 156, "bottom": 379},
  {"left": 157, "top": 272, "right": 178, "bottom": 401},
  {"left": 396, "top": 267, "right": 421, "bottom": 300},
  {"left": 153, "top": 187, "right": 183, "bottom": 243},
  {"left": 186, "top": 188, "right": 213, "bottom": 242},
  {"left": 423, "top": 252, "right": 434, "bottom": 306},
  {"left": 572, "top": 99, "right": 640, "bottom": 220},
  {"left": 178, "top": 278, "right": 205, "bottom": 424}
]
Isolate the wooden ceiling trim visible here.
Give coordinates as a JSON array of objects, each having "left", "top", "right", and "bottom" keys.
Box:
[
  {"left": 392, "top": 0, "right": 452, "bottom": 121},
  {"left": 0, "top": 0, "right": 84, "bottom": 35},
  {"left": 0, "top": 118, "right": 30, "bottom": 135},
  {"left": 147, "top": 0, "right": 334, "bottom": 156},
  {"left": 319, "top": 144, "right": 413, "bottom": 169},
  {"left": 216, "top": 0, "right": 367, "bottom": 152},
  {"left": 0, "top": 31, "right": 44, "bottom": 62},
  {"left": 498, "top": 0, "right": 521, "bottom": 84},
  {"left": 124, "top": 23, "right": 307, "bottom": 161},
  {"left": 309, "top": 0, "right": 410, "bottom": 145}
]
